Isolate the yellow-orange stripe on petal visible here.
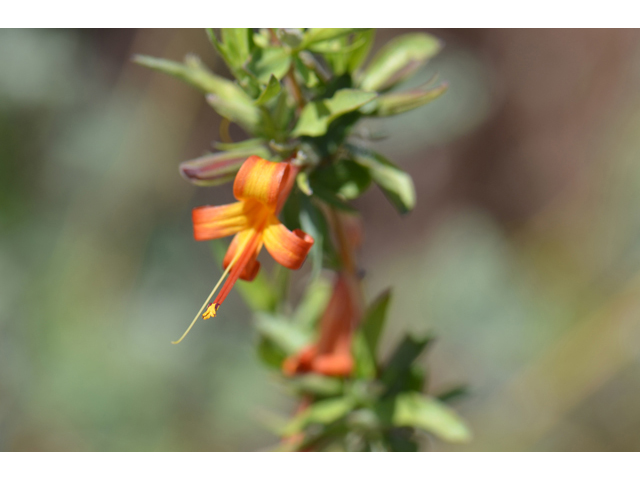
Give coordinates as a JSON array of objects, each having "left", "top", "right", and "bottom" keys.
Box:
[
  {"left": 263, "top": 217, "right": 314, "bottom": 270},
  {"left": 192, "top": 200, "right": 261, "bottom": 241},
  {"left": 233, "top": 156, "right": 290, "bottom": 210},
  {"left": 223, "top": 230, "right": 263, "bottom": 281}
]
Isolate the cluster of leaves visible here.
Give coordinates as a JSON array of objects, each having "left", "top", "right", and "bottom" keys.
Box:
[
  {"left": 258, "top": 280, "right": 471, "bottom": 451},
  {"left": 136, "top": 28, "right": 467, "bottom": 451}
]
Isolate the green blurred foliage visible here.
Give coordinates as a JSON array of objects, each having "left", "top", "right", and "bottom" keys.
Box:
[{"left": 3, "top": 28, "right": 640, "bottom": 452}]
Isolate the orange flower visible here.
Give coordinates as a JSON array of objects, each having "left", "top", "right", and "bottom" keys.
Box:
[
  {"left": 282, "top": 274, "right": 357, "bottom": 377},
  {"left": 173, "top": 155, "right": 314, "bottom": 344}
]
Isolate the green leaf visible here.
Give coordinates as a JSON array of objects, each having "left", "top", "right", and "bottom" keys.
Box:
[
  {"left": 257, "top": 337, "right": 287, "bottom": 370},
  {"left": 206, "top": 93, "right": 261, "bottom": 133},
  {"left": 359, "top": 33, "right": 442, "bottom": 91},
  {"left": 219, "top": 28, "right": 253, "bottom": 69},
  {"left": 293, "top": 56, "right": 320, "bottom": 88},
  {"left": 317, "top": 37, "right": 353, "bottom": 76},
  {"left": 213, "top": 138, "right": 266, "bottom": 152},
  {"left": 252, "top": 29, "right": 271, "bottom": 49},
  {"left": 299, "top": 196, "right": 328, "bottom": 280},
  {"left": 288, "top": 374, "right": 343, "bottom": 397},
  {"left": 300, "top": 29, "right": 366, "bottom": 49},
  {"left": 255, "top": 313, "right": 311, "bottom": 355},
  {"left": 436, "top": 385, "right": 469, "bottom": 404},
  {"left": 352, "top": 333, "right": 377, "bottom": 380},
  {"left": 361, "top": 289, "right": 392, "bottom": 358},
  {"left": 179, "top": 145, "right": 269, "bottom": 186},
  {"left": 352, "top": 290, "right": 398, "bottom": 381},
  {"left": 254, "top": 74, "right": 282, "bottom": 106},
  {"left": 292, "top": 89, "right": 377, "bottom": 137},
  {"left": 278, "top": 29, "right": 304, "bottom": 49},
  {"left": 134, "top": 54, "right": 255, "bottom": 106},
  {"left": 310, "top": 159, "right": 372, "bottom": 200},
  {"left": 380, "top": 334, "right": 433, "bottom": 395},
  {"left": 309, "top": 36, "right": 367, "bottom": 54},
  {"left": 347, "top": 30, "right": 376, "bottom": 73},
  {"left": 309, "top": 183, "right": 357, "bottom": 213},
  {"left": 347, "top": 145, "right": 416, "bottom": 214},
  {"left": 245, "top": 47, "right": 292, "bottom": 84},
  {"left": 296, "top": 171, "right": 313, "bottom": 195},
  {"left": 292, "top": 276, "right": 333, "bottom": 330},
  {"left": 392, "top": 393, "right": 471, "bottom": 443},
  {"left": 373, "top": 82, "right": 448, "bottom": 116},
  {"left": 207, "top": 28, "right": 260, "bottom": 97},
  {"left": 282, "top": 397, "right": 355, "bottom": 436},
  {"left": 385, "top": 428, "right": 419, "bottom": 452}
]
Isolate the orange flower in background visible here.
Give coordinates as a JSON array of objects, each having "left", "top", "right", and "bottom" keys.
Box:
[
  {"left": 283, "top": 274, "right": 357, "bottom": 377},
  {"left": 173, "top": 155, "right": 314, "bottom": 344}
]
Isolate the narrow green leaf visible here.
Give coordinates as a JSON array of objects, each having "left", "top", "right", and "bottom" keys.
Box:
[
  {"left": 252, "top": 29, "right": 271, "bottom": 49},
  {"left": 207, "top": 29, "right": 260, "bottom": 97},
  {"left": 347, "top": 145, "right": 416, "bottom": 214},
  {"left": 299, "top": 196, "right": 328, "bottom": 280},
  {"left": 257, "top": 337, "right": 287, "bottom": 370},
  {"left": 294, "top": 56, "right": 320, "bottom": 88},
  {"left": 373, "top": 82, "right": 448, "bottom": 116},
  {"left": 206, "top": 93, "right": 261, "bottom": 132},
  {"left": 292, "top": 89, "right": 377, "bottom": 137},
  {"left": 246, "top": 47, "right": 292, "bottom": 84},
  {"left": 310, "top": 159, "right": 372, "bottom": 201},
  {"left": 296, "top": 171, "right": 313, "bottom": 196},
  {"left": 134, "top": 54, "right": 253, "bottom": 104},
  {"left": 220, "top": 28, "right": 253, "bottom": 69},
  {"left": 278, "top": 29, "right": 304, "bottom": 49},
  {"left": 380, "top": 334, "right": 433, "bottom": 396},
  {"left": 292, "top": 275, "right": 333, "bottom": 329},
  {"left": 352, "top": 290, "right": 394, "bottom": 381},
  {"left": 352, "top": 333, "right": 377, "bottom": 380},
  {"left": 134, "top": 54, "right": 261, "bottom": 131},
  {"left": 309, "top": 36, "right": 367, "bottom": 54},
  {"left": 282, "top": 397, "right": 355, "bottom": 436},
  {"left": 362, "top": 289, "right": 392, "bottom": 357},
  {"left": 436, "top": 385, "right": 469, "bottom": 404},
  {"left": 255, "top": 313, "right": 311, "bottom": 355},
  {"left": 309, "top": 183, "right": 357, "bottom": 213},
  {"left": 214, "top": 138, "right": 266, "bottom": 152},
  {"left": 392, "top": 392, "right": 471, "bottom": 443},
  {"left": 300, "top": 28, "right": 366, "bottom": 49},
  {"left": 359, "top": 33, "right": 442, "bottom": 91},
  {"left": 317, "top": 37, "right": 351, "bottom": 76},
  {"left": 254, "top": 74, "right": 282, "bottom": 106},
  {"left": 347, "top": 30, "right": 376, "bottom": 73},
  {"left": 288, "top": 374, "right": 343, "bottom": 397}
]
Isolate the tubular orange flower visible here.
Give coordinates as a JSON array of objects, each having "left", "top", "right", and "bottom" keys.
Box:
[
  {"left": 173, "top": 155, "right": 314, "bottom": 344},
  {"left": 282, "top": 274, "right": 356, "bottom": 377}
]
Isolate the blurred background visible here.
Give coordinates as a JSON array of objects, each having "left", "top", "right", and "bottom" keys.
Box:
[{"left": 2, "top": 28, "right": 640, "bottom": 451}]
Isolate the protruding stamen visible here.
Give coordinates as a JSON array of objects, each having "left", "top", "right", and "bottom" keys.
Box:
[
  {"left": 171, "top": 257, "right": 236, "bottom": 345},
  {"left": 202, "top": 303, "right": 220, "bottom": 319}
]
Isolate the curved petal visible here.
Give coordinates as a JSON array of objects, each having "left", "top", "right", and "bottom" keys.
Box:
[
  {"left": 312, "top": 353, "right": 353, "bottom": 377},
  {"left": 233, "top": 156, "right": 290, "bottom": 210},
  {"left": 223, "top": 230, "right": 262, "bottom": 281},
  {"left": 282, "top": 345, "right": 317, "bottom": 376},
  {"left": 192, "top": 200, "right": 260, "bottom": 241},
  {"left": 263, "top": 218, "right": 314, "bottom": 270}
]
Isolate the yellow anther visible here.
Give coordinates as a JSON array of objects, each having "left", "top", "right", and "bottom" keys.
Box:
[{"left": 202, "top": 303, "right": 220, "bottom": 320}]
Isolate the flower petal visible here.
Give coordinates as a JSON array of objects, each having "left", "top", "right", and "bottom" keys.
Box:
[
  {"left": 233, "top": 156, "right": 290, "bottom": 210},
  {"left": 263, "top": 218, "right": 314, "bottom": 270},
  {"left": 192, "top": 201, "right": 260, "bottom": 241},
  {"left": 223, "top": 230, "right": 262, "bottom": 281}
]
